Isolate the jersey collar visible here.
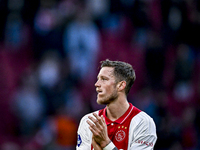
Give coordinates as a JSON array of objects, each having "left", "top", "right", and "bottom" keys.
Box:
[{"left": 103, "top": 103, "right": 134, "bottom": 125}]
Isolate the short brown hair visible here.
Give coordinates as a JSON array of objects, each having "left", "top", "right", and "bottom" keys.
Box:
[{"left": 100, "top": 59, "right": 136, "bottom": 95}]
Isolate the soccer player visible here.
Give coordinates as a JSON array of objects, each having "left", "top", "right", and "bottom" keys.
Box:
[{"left": 77, "top": 59, "right": 157, "bottom": 150}]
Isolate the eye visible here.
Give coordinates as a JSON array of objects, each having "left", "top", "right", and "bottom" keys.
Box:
[{"left": 101, "top": 77, "right": 107, "bottom": 81}]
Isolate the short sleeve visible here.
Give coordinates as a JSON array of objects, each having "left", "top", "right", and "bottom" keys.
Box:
[
  {"left": 76, "top": 114, "right": 92, "bottom": 150},
  {"left": 129, "top": 112, "right": 157, "bottom": 150},
  {"left": 76, "top": 111, "right": 99, "bottom": 150}
]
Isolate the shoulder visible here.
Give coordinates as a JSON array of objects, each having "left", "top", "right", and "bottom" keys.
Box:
[
  {"left": 128, "top": 111, "right": 157, "bottom": 149},
  {"left": 134, "top": 111, "right": 155, "bottom": 124},
  {"left": 130, "top": 111, "right": 157, "bottom": 136},
  {"left": 78, "top": 111, "right": 99, "bottom": 129},
  {"left": 77, "top": 111, "right": 100, "bottom": 144},
  {"left": 80, "top": 110, "right": 99, "bottom": 121},
  {"left": 77, "top": 111, "right": 99, "bottom": 149}
]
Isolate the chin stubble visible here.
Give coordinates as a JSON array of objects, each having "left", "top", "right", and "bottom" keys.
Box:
[{"left": 97, "top": 92, "right": 118, "bottom": 105}]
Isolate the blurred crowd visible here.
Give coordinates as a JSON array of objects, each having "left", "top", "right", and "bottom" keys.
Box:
[{"left": 0, "top": 0, "right": 200, "bottom": 149}]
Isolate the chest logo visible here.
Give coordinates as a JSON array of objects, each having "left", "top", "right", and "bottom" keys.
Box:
[{"left": 115, "top": 130, "right": 126, "bottom": 142}]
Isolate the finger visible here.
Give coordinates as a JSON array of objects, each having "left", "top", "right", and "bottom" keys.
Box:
[
  {"left": 92, "top": 113, "right": 100, "bottom": 119},
  {"left": 89, "top": 125, "right": 99, "bottom": 135},
  {"left": 87, "top": 116, "right": 103, "bottom": 132},
  {"left": 89, "top": 114, "right": 103, "bottom": 129},
  {"left": 93, "top": 113, "right": 104, "bottom": 125},
  {"left": 87, "top": 120, "right": 101, "bottom": 136},
  {"left": 101, "top": 115, "right": 105, "bottom": 124},
  {"left": 87, "top": 120, "right": 98, "bottom": 132},
  {"left": 87, "top": 119, "right": 94, "bottom": 126},
  {"left": 100, "top": 115, "right": 107, "bottom": 128},
  {"left": 88, "top": 115, "right": 99, "bottom": 125}
]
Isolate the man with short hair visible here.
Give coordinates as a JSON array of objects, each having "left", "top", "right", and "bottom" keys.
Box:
[{"left": 77, "top": 59, "right": 157, "bottom": 150}]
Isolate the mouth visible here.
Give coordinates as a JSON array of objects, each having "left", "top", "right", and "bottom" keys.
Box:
[{"left": 96, "top": 89, "right": 103, "bottom": 94}]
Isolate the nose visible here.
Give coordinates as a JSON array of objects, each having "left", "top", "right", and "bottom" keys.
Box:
[{"left": 95, "top": 80, "right": 100, "bottom": 87}]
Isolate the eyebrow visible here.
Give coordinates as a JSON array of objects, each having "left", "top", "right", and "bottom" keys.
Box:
[{"left": 97, "top": 75, "right": 108, "bottom": 79}]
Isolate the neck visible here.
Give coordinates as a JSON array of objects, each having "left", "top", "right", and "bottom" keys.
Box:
[{"left": 106, "top": 98, "right": 130, "bottom": 121}]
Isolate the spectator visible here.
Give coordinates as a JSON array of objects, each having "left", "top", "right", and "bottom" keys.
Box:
[
  {"left": 37, "top": 50, "right": 63, "bottom": 115},
  {"left": 12, "top": 69, "right": 45, "bottom": 136},
  {"left": 63, "top": 1, "right": 100, "bottom": 84},
  {"left": 32, "top": 106, "right": 78, "bottom": 150}
]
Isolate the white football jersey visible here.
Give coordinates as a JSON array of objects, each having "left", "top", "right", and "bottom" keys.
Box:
[{"left": 77, "top": 103, "right": 157, "bottom": 150}]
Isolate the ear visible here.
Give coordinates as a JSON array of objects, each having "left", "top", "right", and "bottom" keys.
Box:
[{"left": 117, "top": 81, "right": 126, "bottom": 91}]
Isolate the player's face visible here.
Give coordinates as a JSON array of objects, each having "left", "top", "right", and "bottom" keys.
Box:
[{"left": 95, "top": 67, "right": 118, "bottom": 105}]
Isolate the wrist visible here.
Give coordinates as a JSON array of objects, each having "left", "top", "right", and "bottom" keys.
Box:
[
  {"left": 103, "top": 141, "right": 117, "bottom": 150},
  {"left": 100, "top": 139, "right": 111, "bottom": 148}
]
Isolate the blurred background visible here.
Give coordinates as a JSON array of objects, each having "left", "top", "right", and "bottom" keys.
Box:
[{"left": 0, "top": 0, "right": 200, "bottom": 149}]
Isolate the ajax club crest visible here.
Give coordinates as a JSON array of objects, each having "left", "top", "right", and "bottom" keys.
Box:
[{"left": 115, "top": 130, "right": 126, "bottom": 142}]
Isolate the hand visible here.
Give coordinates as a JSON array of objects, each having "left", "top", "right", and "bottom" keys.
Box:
[
  {"left": 92, "top": 135, "right": 102, "bottom": 150},
  {"left": 87, "top": 113, "right": 110, "bottom": 148}
]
